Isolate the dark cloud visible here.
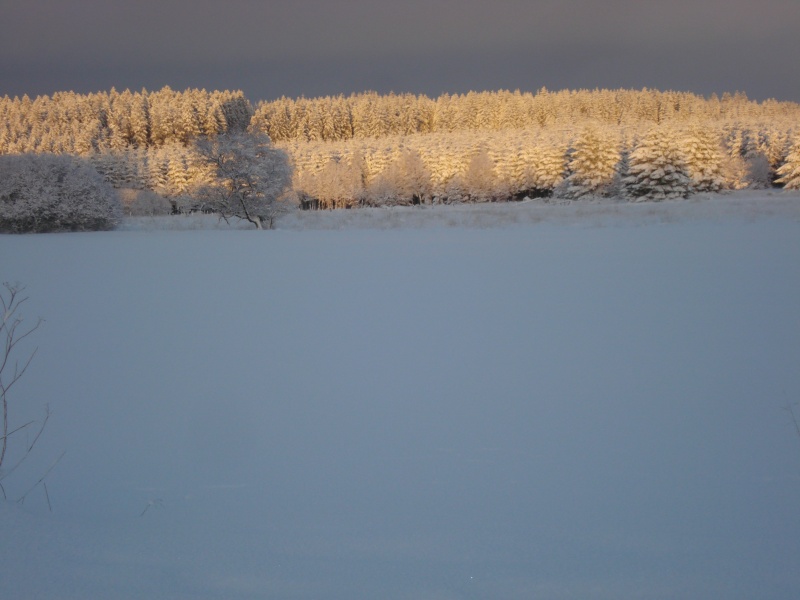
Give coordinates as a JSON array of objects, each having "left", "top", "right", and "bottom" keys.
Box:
[{"left": 1, "top": 0, "right": 798, "bottom": 101}]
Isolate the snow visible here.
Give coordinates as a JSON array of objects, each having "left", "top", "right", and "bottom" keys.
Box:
[{"left": 2, "top": 192, "right": 800, "bottom": 600}]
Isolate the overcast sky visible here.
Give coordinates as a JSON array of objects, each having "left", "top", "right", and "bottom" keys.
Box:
[{"left": 1, "top": 0, "right": 798, "bottom": 102}]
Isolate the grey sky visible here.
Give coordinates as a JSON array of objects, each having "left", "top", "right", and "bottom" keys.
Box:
[{"left": 2, "top": 0, "right": 798, "bottom": 101}]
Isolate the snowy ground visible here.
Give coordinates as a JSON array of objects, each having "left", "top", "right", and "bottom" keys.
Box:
[
  {"left": 119, "top": 190, "right": 800, "bottom": 232},
  {"left": 2, "top": 191, "right": 800, "bottom": 600}
]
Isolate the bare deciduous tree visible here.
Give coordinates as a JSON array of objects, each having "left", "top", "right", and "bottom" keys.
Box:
[
  {"left": 0, "top": 283, "right": 60, "bottom": 509},
  {"left": 194, "top": 132, "right": 293, "bottom": 229}
]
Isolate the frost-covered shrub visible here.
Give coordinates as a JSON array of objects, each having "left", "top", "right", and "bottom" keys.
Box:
[
  {"left": 393, "top": 148, "right": 432, "bottom": 204},
  {"left": 172, "top": 194, "right": 205, "bottom": 215},
  {"left": 0, "top": 153, "right": 122, "bottom": 233},
  {"left": 461, "top": 148, "right": 506, "bottom": 202},
  {"left": 320, "top": 157, "right": 366, "bottom": 208},
  {"left": 719, "top": 153, "right": 749, "bottom": 190},
  {"left": 745, "top": 153, "right": 774, "bottom": 189},
  {"left": 365, "top": 149, "right": 433, "bottom": 206},
  {"left": 440, "top": 172, "right": 469, "bottom": 204},
  {"left": 623, "top": 127, "right": 691, "bottom": 200},
  {"left": 118, "top": 188, "right": 173, "bottom": 216},
  {"left": 366, "top": 173, "right": 402, "bottom": 206}
]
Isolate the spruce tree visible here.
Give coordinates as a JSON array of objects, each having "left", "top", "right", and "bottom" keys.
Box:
[
  {"left": 623, "top": 126, "right": 691, "bottom": 200},
  {"left": 682, "top": 126, "right": 727, "bottom": 193},
  {"left": 525, "top": 139, "right": 568, "bottom": 194},
  {"left": 167, "top": 148, "right": 190, "bottom": 195},
  {"left": 147, "top": 146, "right": 170, "bottom": 195},
  {"left": 560, "top": 126, "right": 621, "bottom": 198},
  {"left": 776, "top": 134, "right": 800, "bottom": 190}
]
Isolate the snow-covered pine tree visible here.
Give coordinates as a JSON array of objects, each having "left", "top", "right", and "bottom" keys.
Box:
[
  {"left": 723, "top": 125, "right": 746, "bottom": 159},
  {"left": 718, "top": 124, "right": 749, "bottom": 189},
  {"left": 125, "top": 147, "right": 150, "bottom": 189},
  {"left": 147, "top": 146, "right": 170, "bottom": 195},
  {"left": 330, "top": 96, "right": 353, "bottom": 141},
  {"left": 271, "top": 99, "right": 295, "bottom": 142},
  {"left": 423, "top": 135, "right": 460, "bottom": 198},
  {"left": 129, "top": 92, "right": 150, "bottom": 148},
  {"left": 0, "top": 122, "right": 11, "bottom": 155},
  {"left": 184, "top": 147, "right": 215, "bottom": 193},
  {"left": 559, "top": 126, "right": 621, "bottom": 198},
  {"left": 776, "top": 134, "right": 800, "bottom": 190},
  {"left": 681, "top": 126, "right": 727, "bottom": 193},
  {"left": 524, "top": 137, "right": 568, "bottom": 195},
  {"left": 434, "top": 93, "right": 461, "bottom": 133},
  {"left": 166, "top": 147, "right": 190, "bottom": 195},
  {"left": 176, "top": 93, "right": 202, "bottom": 145},
  {"left": 501, "top": 136, "right": 531, "bottom": 197},
  {"left": 216, "top": 90, "right": 253, "bottom": 133},
  {"left": 90, "top": 150, "right": 124, "bottom": 187},
  {"left": 73, "top": 117, "right": 102, "bottom": 155},
  {"left": 763, "top": 127, "right": 790, "bottom": 172},
  {"left": 106, "top": 89, "right": 131, "bottom": 151},
  {"left": 623, "top": 126, "right": 691, "bottom": 200}
]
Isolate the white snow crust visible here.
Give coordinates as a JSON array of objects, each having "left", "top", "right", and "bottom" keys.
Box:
[{"left": 1, "top": 191, "right": 799, "bottom": 600}]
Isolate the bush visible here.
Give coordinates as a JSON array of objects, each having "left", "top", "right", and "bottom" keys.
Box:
[
  {"left": 0, "top": 154, "right": 121, "bottom": 233},
  {"left": 745, "top": 153, "right": 773, "bottom": 189},
  {"left": 118, "top": 188, "right": 173, "bottom": 217}
]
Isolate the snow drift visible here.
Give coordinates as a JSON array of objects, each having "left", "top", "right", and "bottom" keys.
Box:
[{"left": 1, "top": 194, "right": 799, "bottom": 600}]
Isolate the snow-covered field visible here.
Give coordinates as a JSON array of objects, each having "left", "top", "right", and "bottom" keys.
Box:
[{"left": 2, "top": 192, "right": 800, "bottom": 600}]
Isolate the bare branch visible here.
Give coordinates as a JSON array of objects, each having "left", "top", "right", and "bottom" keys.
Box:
[
  {"left": 0, "top": 283, "right": 43, "bottom": 470},
  {"left": 1, "top": 283, "right": 57, "bottom": 507},
  {"left": 26, "top": 404, "right": 51, "bottom": 453},
  {"left": 43, "top": 482, "right": 52, "bottom": 512},
  {"left": 140, "top": 498, "right": 164, "bottom": 517},
  {"left": 785, "top": 402, "right": 800, "bottom": 440},
  {"left": 0, "top": 408, "right": 51, "bottom": 483},
  {"left": 0, "top": 419, "right": 35, "bottom": 442},
  {"left": 17, "top": 450, "right": 65, "bottom": 506}
]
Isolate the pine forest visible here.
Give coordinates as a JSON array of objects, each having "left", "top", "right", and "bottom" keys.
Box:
[{"left": 2, "top": 86, "right": 800, "bottom": 215}]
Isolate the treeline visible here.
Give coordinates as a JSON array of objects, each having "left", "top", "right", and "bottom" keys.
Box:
[
  {"left": 0, "top": 86, "right": 252, "bottom": 155},
  {"left": 255, "top": 89, "right": 800, "bottom": 204},
  {"left": 1, "top": 86, "right": 800, "bottom": 212},
  {"left": 0, "top": 87, "right": 252, "bottom": 204},
  {"left": 283, "top": 123, "right": 800, "bottom": 208},
  {"left": 4, "top": 86, "right": 799, "bottom": 155},
  {"left": 251, "top": 88, "right": 800, "bottom": 142}
]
